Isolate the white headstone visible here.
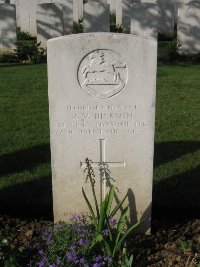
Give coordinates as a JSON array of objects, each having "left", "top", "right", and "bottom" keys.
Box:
[
  {"left": 116, "top": 0, "right": 122, "bottom": 26},
  {"left": 8, "top": 0, "right": 20, "bottom": 27},
  {"left": 19, "top": 0, "right": 36, "bottom": 36},
  {"left": 37, "top": 3, "right": 64, "bottom": 48},
  {"left": 73, "top": 0, "right": 83, "bottom": 23},
  {"left": 47, "top": 32, "right": 157, "bottom": 232},
  {"left": 83, "top": 1, "right": 110, "bottom": 32},
  {"left": 108, "top": 0, "right": 116, "bottom": 13},
  {"left": 37, "top": 0, "right": 73, "bottom": 35},
  {"left": 122, "top": 0, "right": 131, "bottom": 32},
  {"left": 131, "top": 2, "right": 158, "bottom": 39},
  {"left": 178, "top": 0, "right": 200, "bottom": 54},
  {"left": 158, "top": 0, "right": 175, "bottom": 38},
  {"left": 0, "top": 4, "right": 17, "bottom": 49}
]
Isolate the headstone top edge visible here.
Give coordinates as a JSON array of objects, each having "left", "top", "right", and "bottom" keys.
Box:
[{"left": 47, "top": 32, "right": 157, "bottom": 45}]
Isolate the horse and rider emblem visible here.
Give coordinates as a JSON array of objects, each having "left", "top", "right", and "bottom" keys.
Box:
[{"left": 78, "top": 49, "right": 128, "bottom": 99}]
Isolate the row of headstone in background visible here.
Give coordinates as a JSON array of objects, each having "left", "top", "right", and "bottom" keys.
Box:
[
  {"left": 1, "top": 0, "right": 200, "bottom": 53},
  {"left": 1, "top": 0, "right": 186, "bottom": 38},
  {"left": 0, "top": 4, "right": 17, "bottom": 49},
  {"left": 178, "top": 0, "right": 200, "bottom": 54}
]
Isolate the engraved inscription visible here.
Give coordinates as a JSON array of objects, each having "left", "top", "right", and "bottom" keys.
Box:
[
  {"left": 78, "top": 50, "right": 128, "bottom": 99},
  {"left": 55, "top": 104, "right": 154, "bottom": 136}
]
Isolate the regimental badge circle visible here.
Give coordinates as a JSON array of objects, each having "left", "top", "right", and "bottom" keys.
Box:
[{"left": 78, "top": 49, "right": 128, "bottom": 99}]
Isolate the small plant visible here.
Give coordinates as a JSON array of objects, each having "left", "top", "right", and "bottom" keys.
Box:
[
  {"left": 16, "top": 28, "right": 36, "bottom": 41},
  {"left": 31, "top": 216, "right": 112, "bottom": 267},
  {"left": 73, "top": 20, "right": 83, "bottom": 33},
  {"left": 82, "top": 158, "right": 140, "bottom": 265},
  {"left": 0, "top": 231, "right": 25, "bottom": 267},
  {"left": 178, "top": 240, "right": 193, "bottom": 253},
  {"left": 0, "top": 51, "right": 18, "bottom": 64},
  {"left": 14, "top": 40, "right": 46, "bottom": 64}
]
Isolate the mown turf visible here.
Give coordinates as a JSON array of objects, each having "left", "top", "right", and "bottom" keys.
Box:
[
  {"left": 0, "top": 64, "right": 52, "bottom": 219},
  {"left": 0, "top": 63, "right": 199, "bottom": 219},
  {"left": 153, "top": 64, "right": 200, "bottom": 217}
]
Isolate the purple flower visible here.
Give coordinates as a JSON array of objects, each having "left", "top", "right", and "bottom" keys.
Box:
[
  {"left": 78, "top": 238, "right": 90, "bottom": 246},
  {"left": 66, "top": 252, "right": 78, "bottom": 262},
  {"left": 69, "top": 214, "right": 82, "bottom": 223},
  {"left": 95, "top": 255, "right": 103, "bottom": 262},
  {"left": 69, "top": 245, "right": 76, "bottom": 251},
  {"left": 43, "top": 231, "right": 52, "bottom": 244},
  {"left": 38, "top": 257, "right": 47, "bottom": 267},
  {"left": 102, "top": 229, "right": 109, "bottom": 236},
  {"left": 105, "top": 257, "right": 112, "bottom": 263},
  {"left": 109, "top": 218, "right": 118, "bottom": 226},
  {"left": 92, "top": 263, "right": 105, "bottom": 267},
  {"left": 56, "top": 259, "right": 61, "bottom": 266},
  {"left": 38, "top": 250, "right": 43, "bottom": 255},
  {"left": 79, "top": 258, "right": 85, "bottom": 264}
]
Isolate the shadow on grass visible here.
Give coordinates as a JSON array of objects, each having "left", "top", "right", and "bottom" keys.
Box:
[
  {"left": 0, "top": 144, "right": 51, "bottom": 177},
  {"left": 153, "top": 141, "right": 200, "bottom": 220},
  {"left": 0, "top": 175, "right": 53, "bottom": 220},
  {"left": 0, "top": 141, "right": 199, "bottom": 221},
  {"left": 152, "top": 165, "right": 200, "bottom": 219},
  {"left": 154, "top": 140, "right": 200, "bottom": 167}
]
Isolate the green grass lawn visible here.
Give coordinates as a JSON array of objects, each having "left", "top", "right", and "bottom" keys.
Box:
[{"left": 0, "top": 63, "right": 200, "bottom": 220}]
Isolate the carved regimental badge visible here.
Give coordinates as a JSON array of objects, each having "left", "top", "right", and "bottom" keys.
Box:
[
  {"left": 186, "top": 7, "right": 199, "bottom": 18},
  {"left": 78, "top": 49, "right": 128, "bottom": 99}
]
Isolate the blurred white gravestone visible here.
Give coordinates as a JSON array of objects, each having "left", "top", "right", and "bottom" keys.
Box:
[
  {"left": 122, "top": 0, "right": 131, "bottom": 31},
  {"left": 116, "top": 0, "right": 122, "bottom": 26},
  {"left": 108, "top": 0, "right": 116, "bottom": 13},
  {"left": 158, "top": 0, "right": 175, "bottom": 38},
  {"left": 0, "top": 4, "right": 17, "bottom": 49},
  {"left": 83, "top": 1, "right": 110, "bottom": 32},
  {"left": 131, "top": 2, "right": 158, "bottom": 39},
  {"left": 19, "top": 0, "right": 37, "bottom": 36},
  {"left": 9, "top": 0, "right": 20, "bottom": 27},
  {"left": 38, "top": 0, "right": 73, "bottom": 35},
  {"left": 48, "top": 32, "right": 157, "bottom": 232},
  {"left": 178, "top": 0, "right": 200, "bottom": 54},
  {"left": 73, "top": 0, "right": 83, "bottom": 23},
  {"left": 37, "top": 3, "right": 64, "bottom": 48}
]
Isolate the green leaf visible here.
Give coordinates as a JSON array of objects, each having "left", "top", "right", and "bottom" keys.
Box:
[
  {"left": 102, "top": 238, "right": 113, "bottom": 257},
  {"left": 126, "top": 254, "right": 133, "bottom": 265},
  {"left": 106, "top": 185, "right": 115, "bottom": 216},
  {"left": 97, "top": 198, "right": 107, "bottom": 233},
  {"left": 114, "top": 221, "right": 140, "bottom": 256},
  {"left": 82, "top": 187, "right": 97, "bottom": 227},
  {"left": 110, "top": 193, "right": 128, "bottom": 218},
  {"left": 115, "top": 207, "right": 128, "bottom": 246}
]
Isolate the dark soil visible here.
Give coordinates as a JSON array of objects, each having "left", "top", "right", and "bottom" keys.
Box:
[{"left": 0, "top": 216, "right": 200, "bottom": 267}]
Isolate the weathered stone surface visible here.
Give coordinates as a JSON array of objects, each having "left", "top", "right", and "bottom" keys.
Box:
[
  {"left": 116, "top": 0, "right": 122, "bottom": 26},
  {"left": 19, "top": 0, "right": 36, "bottom": 36},
  {"left": 131, "top": 2, "right": 158, "bottom": 39},
  {"left": 73, "top": 0, "right": 83, "bottom": 23},
  {"left": 158, "top": 0, "right": 175, "bottom": 38},
  {"left": 177, "top": 0, "right": 200, "bottom": 54},
  {"left": 0, "top": 3, "right": 17, "bottom": 49},
  {"left": 83, "top": 1, "right": 110, "bottom": 32},
  {"left": 47, "top": 32, "right": 157, "bottom": 232},
  {"left": 37, "top": 3, "right": 64, "bottom": 48},
  {"left": 38, "top": 0, "right": 73, "bottom": 35}
]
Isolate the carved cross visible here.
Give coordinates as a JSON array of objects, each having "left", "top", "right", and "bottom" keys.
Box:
[
  {"left": 24, "top": 13, "right": 35, "bottom": 28},
  {"left": 81, "top": 139, "right": 126, "bottom": 203},
  {"left": 0, "top": 28, "right": 8, "bottom": 46}
]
